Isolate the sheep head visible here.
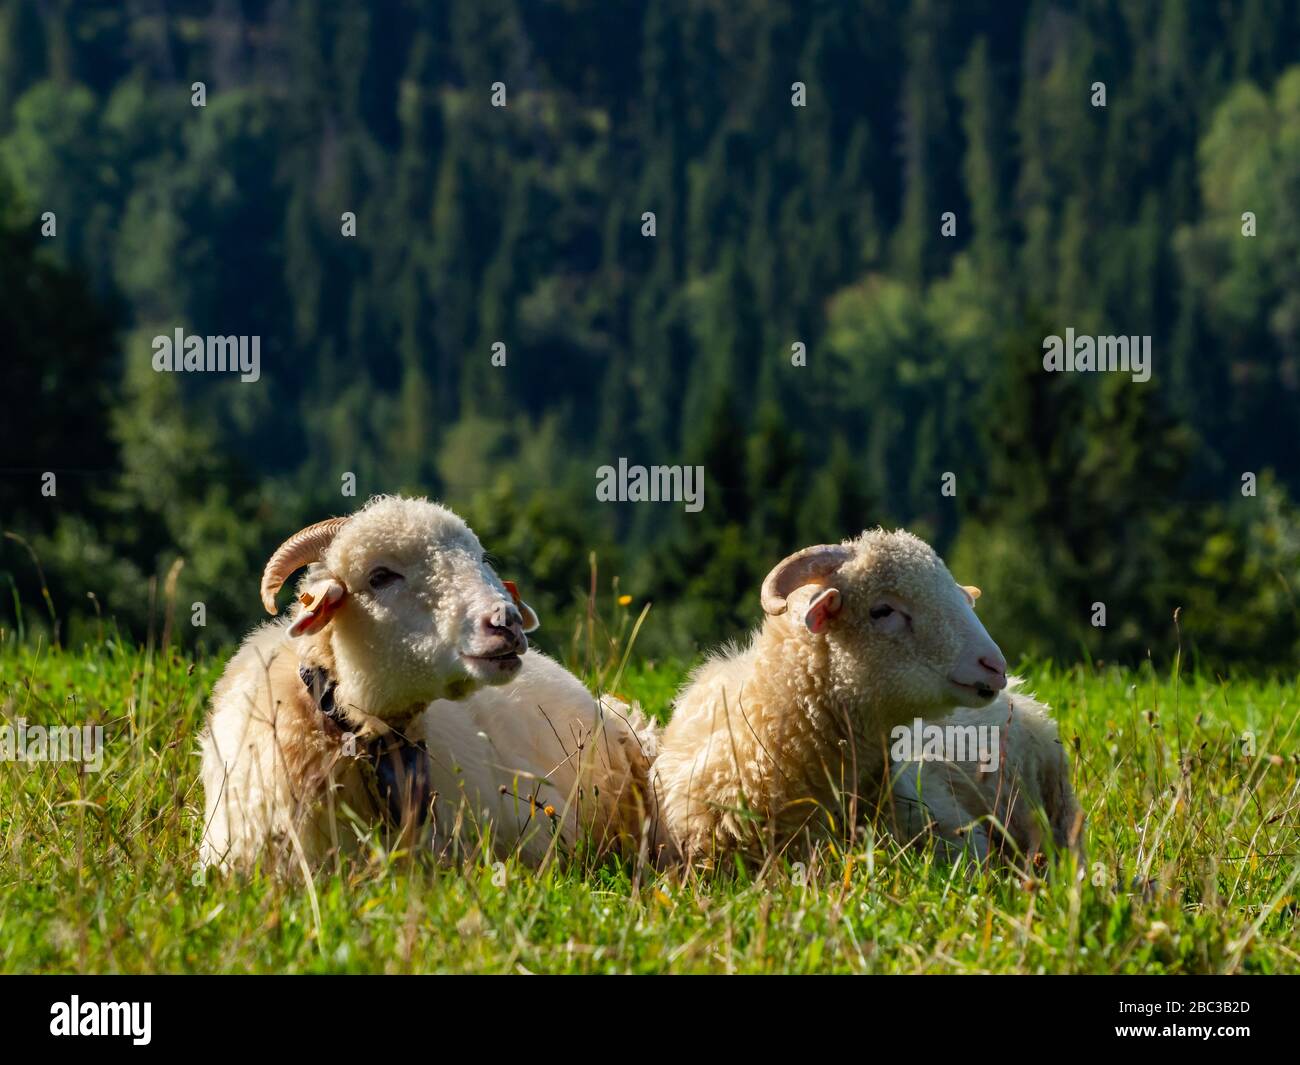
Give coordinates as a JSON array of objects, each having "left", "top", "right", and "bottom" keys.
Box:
[
  {"left": 761, "top": 529, "right": 1007, "bottom": 721},
  {"left": 260, "top": 495, "right": 539, "bottom": 718}
]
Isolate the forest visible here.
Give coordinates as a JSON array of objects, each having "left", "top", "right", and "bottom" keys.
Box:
[{"left": 3, "top": 0, "right": 1300, "bottom": 669}]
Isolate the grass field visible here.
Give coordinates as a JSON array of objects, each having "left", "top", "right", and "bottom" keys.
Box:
[{"left": 1, "top": 630, "right": 1297, "bottom": 974}]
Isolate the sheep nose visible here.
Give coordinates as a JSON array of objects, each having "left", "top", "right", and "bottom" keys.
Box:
[
  {"left": 979, "top": 653, "right": 1008, "bottom": 682},
  {"left": 481, "top": 602, "right": 527, "bottom": 651}
]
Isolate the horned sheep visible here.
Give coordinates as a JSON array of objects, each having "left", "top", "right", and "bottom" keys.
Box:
[
  {"left": 199, "top": 494, "right": 662, "bottom": 873},
  {"left": 652, "top": 529, "right": 1082, "bottom": 867}
]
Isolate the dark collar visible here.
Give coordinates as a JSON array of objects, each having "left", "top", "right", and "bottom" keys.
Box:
[
  {"left": 299, "top": 664, "right": 346, "bottom": 728},
  {"left": 299, "top": 665, "right": 434, "bottom": 828}
]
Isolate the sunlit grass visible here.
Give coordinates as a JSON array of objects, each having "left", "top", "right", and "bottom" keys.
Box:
[{"left": 0, "top": 622, "right": 1297, "bottom": 973}]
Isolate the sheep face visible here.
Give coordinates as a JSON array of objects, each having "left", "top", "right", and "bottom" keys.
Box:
[
  {"left": 292, "top": 497, "right": 538, "bottom": 717},
  {"left": 768, "top": 530, "right": 1007, "bottom": 725}
]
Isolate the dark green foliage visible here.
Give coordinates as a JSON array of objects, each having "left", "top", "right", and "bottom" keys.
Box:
[{"left": 2, "top": 2, "right": 1299, "bottom": 667}]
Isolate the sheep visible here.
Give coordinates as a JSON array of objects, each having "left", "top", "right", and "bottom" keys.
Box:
[
  {"left": 653, "top": 529, "right": 1081, "bottom": 867},
  {"left": 199, "top": 494, "right": 541, "bottom": 872},
  {"left": 200, "top": 493, "right": 667, "bottom": 873}
]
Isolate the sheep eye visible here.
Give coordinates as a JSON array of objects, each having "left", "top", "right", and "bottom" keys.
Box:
[
  {"left": 368, "top": 567, "right": 402, "bottom": 590},
  {"left": 869, "top": 604, "right": 894, "bottom": 620}
]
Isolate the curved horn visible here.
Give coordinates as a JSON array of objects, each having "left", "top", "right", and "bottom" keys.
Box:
[
  {"left": 760, "top": 543, "right": 853, "bottom": 616},
  {"left": 259, "top": 517, "right": 351, "bottom": 613}
]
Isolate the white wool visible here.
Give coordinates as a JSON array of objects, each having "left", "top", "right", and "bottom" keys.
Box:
[
  {"left": 889, "top": 680, "right": 1084, "bottom": 868},
  {"left": 412, "top": 651, "right": 667, "bottom": 866}
]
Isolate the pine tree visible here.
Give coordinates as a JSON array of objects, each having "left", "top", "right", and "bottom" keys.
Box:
[
  {"left": 955, "top": 36, "right": 1009, "bottom": 278},
  {"left": 892, "top": 0, "right": 952, "bottom": 286}
]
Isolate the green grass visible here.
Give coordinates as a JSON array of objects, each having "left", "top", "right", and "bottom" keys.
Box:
[{"left": 1, "top": 632, "right": 1297, "bottom": 974}]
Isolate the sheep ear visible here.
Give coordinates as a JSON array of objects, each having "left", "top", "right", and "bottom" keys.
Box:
[
  {"left": 503, "top": 580, "right": 540, "bottom": 633},
  {"left": 288, "top": 578, "right": 347, "bottom": 637},
  {"left": 803, "top": 587, "right": 842, "bottom": 634}
]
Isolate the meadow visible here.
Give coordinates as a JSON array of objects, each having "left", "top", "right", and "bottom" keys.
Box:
[
  {"left": 4, "top": 0, "right": 1300, "bottom": 982},
  {"left": 1, "top": 620, "right": 1297, "bottom": 975}
]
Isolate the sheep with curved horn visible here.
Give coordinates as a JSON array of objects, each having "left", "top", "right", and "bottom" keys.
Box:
[
  {"left": 200, "top": 494, "right": 666, "bottom": 874},
  {"left": 653, "top": 528, "right": 1082, "bottom": 869},
  {"left": 199, "top": 495, "right": 541, "bottom": 872}
]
